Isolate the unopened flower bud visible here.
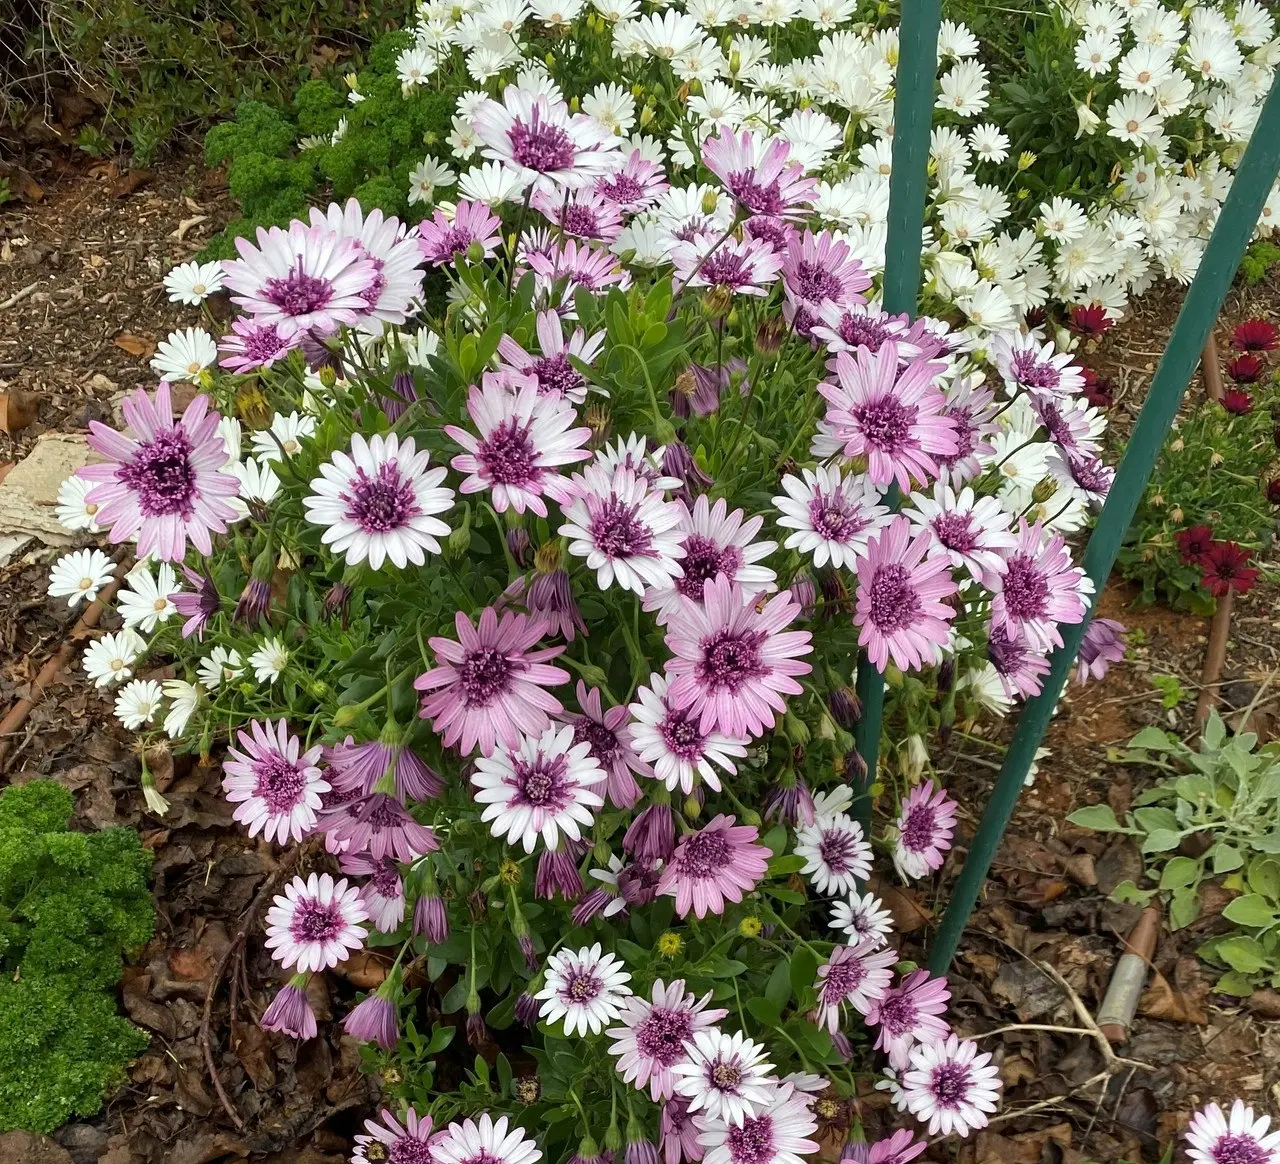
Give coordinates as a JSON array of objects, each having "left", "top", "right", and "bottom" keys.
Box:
[
  {"left": 507, "top": 527, "right": 533, "bottom": 567},
  {"left": 683, "top": 793, "right": 701, "bottom": 819},
  {"left": 534, "top": 541, "right": 563, "bottom": 573},
  {"left": 783, "top": 710, "right": 810, "bottom": 746},
  {"left": 828, "top": 685, "right": 861, "bottom": 728},
  {"left": 1018, "top": 150, "right": 1037, "bottom": 171},
  {"left": 755, "top": 315, "right": 786, "bottom": 356},
  {"left": 445, "top": 508, "right": 471, "bottom": 560},
  {"left": 703, "top": 285, "right": 733, "bottom": 319},
  {"left": 515, "top": 991, "right": 540, "bottom": 1026},
  {"left": 322, "top": 582, "right": 351, "bottom": 627},
  {"left": 1031, "top": 476, "right": 1058, "bottom": 505}
]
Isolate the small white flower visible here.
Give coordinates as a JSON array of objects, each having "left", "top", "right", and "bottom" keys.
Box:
[
  {"left": 55, "top": 475, "right": 103, "bottom": 532},
  {"left": 150, "top": 327, "right": 218, "bottom": 383},
  {"left": 115, "top": 679, "right": 164, "bottom": 731},
  {"left": 251, "top": 412, "right": 316, "bottom": 461},
  {"left": 535, "top": 943, "right": 632, "bottom": 1036},
  {"left": 117, "top": 563, "right": 178, "bottom": 633},
  {"left": 248, "top": 636, "right": 290, "bottom": 685},
  {"left": 163, "top": 260, "right": 225, "bottom": 305},
  {"left": 83, "top": 629, "right": 145, "bottom": 688},
  {"left": 48, "top": 549, "right": 115, "bottom": 607},
  {"left": 162, "top": 679, "right": 201, "bottom": 738},
  {"left": 198, "top": 646, "right": 244, "bottom": 691},
  {"left": 408, "top": 157, "right": 458, "bottom": 206},
  {"left": 968, "top": 122, "right": 1009, "bottom": 163}
]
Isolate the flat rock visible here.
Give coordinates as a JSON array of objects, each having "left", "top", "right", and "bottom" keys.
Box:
[
  {"left": 0, "top": 1130, "right": 76, "bottom": 1164},
  {"left": 0, "top": 432, "right": 102, "bottom": 543}
]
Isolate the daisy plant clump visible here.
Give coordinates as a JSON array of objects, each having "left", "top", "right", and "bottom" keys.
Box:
[{"left": 50, "top": 81, "right": 1136, "bottom": 1160}]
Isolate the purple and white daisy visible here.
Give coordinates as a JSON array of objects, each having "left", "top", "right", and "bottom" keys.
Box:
[
  {"left": 814, "top": 940, "right": 897, "bottom": 1032},
  {"left": 935, "top": 378, "right": 1000, "bottom": 487},
  {"left": 218, "top": 317, "right": 301, "bottom": 372},
  {"left": 841, "top": 1130, "right": 925, "bottom": 1164},
  {"left": 535, "top": 942, "right": 633, "bottom": 1036},
  {"left": 432, "top": 1114, "right": 544, "bottom": 1164},
  {"left": 221, "top": 718, "right": 328, "bottom": 844},
  {"left": 626, "top": 672, "right": 749, "bottom": 795},
  {"left": 1033, "top": 394, "right": 1106, "bottom": 456},
  {"left": 893, "top": 781, "right": 958, "bottom": 881},
  {"left": 309, "top": 199, "right": 424, "bottom": 327},
  {"left": 672, "top": 234, "right": 783, "bottom": 297},
  {"left": 671, "top": 1028, "right": 776, "bottom": 1127},
  {"left": 607, "top": 978, "right": 728, "bottom": 1101},
  {"left": 853, "top": 517, "right": 959, "bottom": 673},
  {"left": 322, "top": 792, "right": 439, "bottom": 862},
  {"left": 830, "top": 890, "right": 896, "bottom": 949},
  {"left": 303, "top": 433, "right": 454, "bottom": 570},
  {"left": 699, "top": 1083, "right": 820, "bottom": 1164},
  {"left": 414, "top": 607, "right": 569, "bottom": 756},
  {"left": 560, "top": 681, "right": 650, "bottom": 809},
  {"left": 595, "top": 149, "right": 670, "bottom": 213},
  {"left": 1186, "top": 1099, "right": 1280, "bottom": 1164},
  {"left": 260, "top": 978, "right": 317, "bottom": 1040},
  {"left": 664, "top": 575, "right": 812, "bottom": 740},
  {"left": 643, "top": 495, "right": 778, "bottom": 626},
  {"left": 903, "top": 482, "right": 1016, "bottom": 582},
  {"left": 992, "top": 332, "right": 1085, "bottom": 400},
  {"left": 864, "top": 969, "right": 952, "bottom": 1071},
  {"left": 781, "top": 230, "right": 871, "bottom": 326},
  {"left": 352, "top": 1108, "right": 436, "bottom": 1164},
  {"left": 1048, "top": 448, "right": 1115, "bottom": 509},
  {"left": 325, "top": 736, "right": 443, "bottom": 800},
  {"left": 79, "top": 384, "right": 239, "bottom": 562},
  {"left": 662, "top": 1099, "right": 704, "bottom": 1164},
  {"left": 471, "top": 88, "right": 622, "bottom": 195},
  {"left": 497, "top": 309, "right": 605, "bottom": 404},
  {"left": 559, "top": 464, "right": 687, "bottom": 595},
  {"left": 810, "top": 302, "right": 914, "bottom": 357},
  {"left": 772, "top": 466, "right": 889, "bottom": 570},
  {"left": 818, "top": 345, "right": 959, "bottom": 492},
  {"left": 901, "top": 1034, "right": 1001, "bottom": 1137},
  {"left": 658, "top": 814, "right": 770, "bottom": 919},
  {"left": 220, "top": 220, "right": 378, "bottom": 337},
  {"left": 1076, "top": 617, "right": 1127, "bottom": 684},
  {"left": 701, "top": 127, "right": 819, "bottom": 220},
  {"left": 794, "top": 812, "right": 873, "bottom": 896},
  {"left": 446, "top": 372, "right": 592, "bottom": 517},
  {"left": 989, "top": 519, "right": 1091, "bottom": 653},
  {"left": 263, "top": 872, "right": 368, "bottom": 973},
  {"left": 596, "top": 434, "right": 683, "bottom": 492},
  {"left": 527, "top": 239, "right": 631, "bottom": 305},
  {"left": 532, "top": 187, "right": 625, "bottom": 243},
  {"left": 470, "top": 723, "right": 606, "bottom": 854},
  {"left": 416, "top": 199, "right": 503, "bottom": 266},
  {"left": 340, "top": 853, "right": 406, "bottom": 933}
]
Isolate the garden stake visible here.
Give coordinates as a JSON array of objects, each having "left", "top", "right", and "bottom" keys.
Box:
[
  {"left": 1194, "top": 590, "right": 1234, "bottom": 730},
  {"left": 1097, "top": 904, "right": 1161, "bottom": 1045},
  {"left": 851, "top": 0, "right": 941, "bottom": 833},
  {"left": 928, "top": 70, "right": 1280, "bottom": 976},
  {"left": 1201, "top": 328, "right": 1225, "bottom": 403}
]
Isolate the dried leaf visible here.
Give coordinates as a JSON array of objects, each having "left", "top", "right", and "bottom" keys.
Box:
[
  {"left": 333, "top": 949, "right": 392, "bottom": 988},
  {"left": 232, "top": 1019, "right": 277, "bottom": 1091},
  {"left": 0, "top": 390, "right": 39, "bottom": 435},
  {"left": 108, "top": 169, "right": 154, "bottom": 199},
  {"left": 113, "top": 332, "right": 156, "bottom": 359},
  {"left": 1139, "top": 970, "right": 1207, "bottom": 1025}
]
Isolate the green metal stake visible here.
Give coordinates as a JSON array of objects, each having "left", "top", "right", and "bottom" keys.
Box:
[
  {"left": 853, "top": 0, "right": 941, "bottom": 823},
  {"left": 928, "top": 73, "right": 1280, "bottom": 975}
]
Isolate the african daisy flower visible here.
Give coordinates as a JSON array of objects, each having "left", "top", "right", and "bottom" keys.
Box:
[
  {"left": 322, "top": 792, "right": 439, "bottom": 862},
  {"left": 864, "top": 969, "right": 952, "bottom": 1071},
  {"left": 470, "top": 723, "right": 606, "bottom": 853},
  {"left": 701, "top": 126, "right": 819, "bottom": 220},
  {"left": 1200, "top": 541, "right": 1261, "bottom": 597},
  {"left": 471, "top": 88, "right": 622, "bottom": 195},
  {"left": 1185, "top": 1099, "right": 1280, "bottom": 1164},
  {"left": 303, "top": 433, "right": 454, "bottom": 569},
  {"left": 903, "top": 482, "right": 1016, "bottom": 582},
  {"left": 987, "top": 626, "right": 1052, "bottom": 699},
  {"left": 901, "top": 1035, "right": 1001, "bottom": 1137},
  {"left": 814, "top": 940, "right": 897, "bottom": 1032},
  {"left": 341, "top": 853, "right": 406, "bottom": 933},
  {"left": 671, "top": 234, "right": 783, "bottom": 297},
  {"left": 220, "top": 220, "right": 378, "bottom": 337},
  {"left": 535, "top": 943, "right": 633, "bottom": 1036},
  {"left": 560, "top": 681, "right": 650, "bottom": 809},
  {"left": 841, "top": 1130, "right": 925, "bottom": 1164},
  {"left": 699, "top": 1083, "right": 820, "bottom": 1164},
  {"left": 260, "top": 977, "right": 317, "bottom": 1040},
  {"left": 893, "top": 781, "right": 957, "bottom": 881},
  {"left": 217, "top": 317, "right": 300, "bottom": 373},
  {"left": 626, "top": 673, "right": 749, "bottom": 795},
  {"left": 222, "top": 718, "right": 329, "bottom": 844},
  {"left": 1076, "top": 617, "right": 1127, "bottom": 684},
  {"left": 810, "top": 302, "right": 914, "bottom": 357},
  {"left": 658, "top": 814, "right": 770, "bottom": 919},
  {"left": 527, "top": 239, "right": 631, "bottom": 305},
  {"left": 263, "top": 872, "right": 368, "bottom": 973},
  {"left": 853, "top": 517, "right": 959, "bottom": 673},
  {"left": 781, "top": 229, "right": 872, "bottom": 324},
  {"left": 309, "top": 199, "right": 425, "bottom": 327},
  {"left": 794, "top": 812, "right": 873, "bottom": 896},
  {"left": 416, "top": 199, "right": 503, "bottom": 266},
  {"left": 644, "top": 495, "right": 779, "bottom": 625},
  {"left": 934, "top": 378, "right": 1000, "bottom": 487},
  {"left": 671, "top": 1029, "right": 776, "bottom": 1127},
  {"left": 416, "top": 607, "right": 569, "bottom": 756},
  {"left": 352, "top": 1108, "right": 437, "bottom": 1164},
  {"left": 607, "top": 978, "right": 728, "bottom": 1101},
  {"left": 446, "top": 372, "right": 592, "bottom": 517},
  {"left": 559, "top": 464, "right": 687, "bottom": 595},
  {"left": 326, "top": 736, "right": 443, "bottom": 800},
  {"left": 433, "top": 1114, "right": 544, "bottom": 1164},
  {"left": 595, "top": 149, "right": 670, "bottom": 213},
  {"left": 496, "top": 309, "right": 605, "bottom": 404},
  {"left": 989, "top": 519, "right": 1091, "bottom": 652},
  {"left": 532, "top": 187, "right": 625, "bottom": 243},
  {"left": 818, "top": 344, "right": 959, "bottom": 492},
  {"left": 830, "top": 890, "right": 896, "bottom": 949},
  {"left": 664, "top": 575, "right": 812, "bottom": 740},
  {"left": 79, "top": 383, "right": 239, "bottom": 561},
  {"left": 661, "top": 1099, "right": 703, "bottom": 1164},
  {"left": 991, "top": 331, "right": 1086, "bottom": 400},
  {"left": 47, "top": 548, "right": 116, "bottom": 608},
  {"left": 773, "top": 466, "right": 889, "bottom": 570}
]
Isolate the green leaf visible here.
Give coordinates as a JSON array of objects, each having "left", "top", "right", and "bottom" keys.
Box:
[
  {"left": 1110, "top": 879, "right": 1155, "bottom": 906},
  {"left": 1141, "top": 828, "right": 1185, "bottom": 853},
  {"left": 1252, "top": 832, "right": 1280, "bottom": 853},
  {"left": 761, "top": 825, "right": 788, "bottom": 855},
  {"left": 1169, "top": 884, "right": 1201, "bottom": 930},
  {"left": 789, "top": 947, "right": 818, "bottom": 1000},
  {"left": 424, "top": 1023, "right": 456, "bottom": 1054},
  {"left": 1211, "top": 843, "right": 1244, "bottom": 874},
  {"left": 1216, "top": 935, "right": 1268, "bottom": 974},
  {"left": 1215, "top": 970, "right": 1257, "bottom": 996},
  {"left": 1247, "top": 857, "right": 1280, "bottom": 901},
  {"left": 1222, "top": 893, "right": 1278, "bottom": 928},
  {"left": 1134, "top": 807, "right": 1180, "bottom": 834},
  {"left": 746, "top": 996, "right": 782, "bottom": 1026},
  {"left": 766, "top": 855, "right": 807, "bottom": 877},
  {"left": 496, "top": 1052, "right": 513, "bottom": 1097},
  {"left": 1129, "top": 725, "right": 1173, "bottom": 751},
  {"left": 1158, "top": 856, "right": 1201, "bottom": 890},
  {"left": 1066, "top": 804, "right": 1121, "bottom": 832},
  {"left": 765, "top": 959, "right": 791, "bottom": 1013},
  {"left": 1202, "top": 710, "right": 1226, "bottom": 750}
]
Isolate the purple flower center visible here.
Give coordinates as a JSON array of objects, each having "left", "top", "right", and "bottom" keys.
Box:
[
  {"left": 263, "top": 260, "right": 334, "bottom": 317},
  {"left": 1036, "top": 400, "right": 1077, "bottom": 448},
  {"left": 792, "top": 260, "right": 843, "bottom": 304},
  {"left": 599, "top": 173, "right": 644, "bottom": 205},
  {"left": 590, "top": 498, "right": 655, "bottom": 559},
  {"left": 509, "top": 117, "right": 576, "bottom": 173},
  {"left": 344, "top": 463, "right": 419, "bottom": 533},
  {"left": 531, "top": 352, "right": 581, "bottom": 397},
  {"left": 728, "top": 172, "right": 785, "bottom": 217},
  {"left": 1208, "top": 1135, "right": 1270, "bottom": 1164},
  {"left": 837, "top": 312, "right": 896, "bottom": 350},
  {"left": 239, "top": 323, "right": 290, "bottom": 363},
  {"left": 711, "top": 1059, "right": 745, "bottom": 1090},
  {"left": 874, "top": 989, "right": 917, "bottom": 1038},
  {"left": 702, "top": 250, "right": 754, "bottom": 290},
  {"left": 370, "top": 860, "right": 403, "bottom": 899},
  {"left": 929, "top": 1061, "right": 973, "bottom": 1108},
  {"left": 120, "top": 430, "right": 197, "bottom": 519},
  {"left": 634, "top": 1006, "right": 695, "bottom": 1065},
  {"left": 988, "top": 631, "right": 1028, "bottom": 677},
  {"left": 660, "top": 707, "right": 707, "bottom": 761},
  {"left": 458, "top": 1152, "right": 505, "bottom": 1164},
  {"left": 726, "top": 1115, "right": 775, "bottom": 1164},
  {"left": 852, "top": 396, "right": 915, "bottom": 453},
  {"left": 822, "top": 954, "right": 867, "bottom": 1005},
  {"left": 574, "top": 716, "right": 622, "bottom": 769},
  {"left": 675, "top": 534, "right": 742, "bottom": 598},
  {"left": 559, "top": 966, "right": 603, "bottom": 1003},
  {"left": 562, "top": 204, "right": 604, "bottom": 238},
  {"left": 1010, "top": 350, "right": 1060, "bottom": 391},
  {"left": 389, "top": 1139, "right": 434, "bottom": 1164},
  {"left": 696, "top": 628, "right": 765, "bottom": 692},
  {"left": 1000, "top": 556, "right": 1049, "bottom": 622},
  {"left": 1069, "top": 456, "right": 1111, "bottom": 495},
  {"left": 459, "top": 646, "right": 515, "bottom": 706},
  {"left": 901, "top": 804, "right": 937, "bottom": 855},
  {"left": 480, "top": 419, "right": 539, "bottom": 487},
  {"left": 747, "top": 216, "right": 790, "bottom": 249},
  {"left": 361, "top": 258, "right": 387, "bottom": 309},
  {"left": 676, "top": 829, "right": 732, "bottom": 880},
  {"left": 252, "top": 753, "right": 309, "bottom": 814},
  {"left": 511, "top": 752, "right": 572, "bottom": 810},
  {"left": 810, "top": 489, "right": 866, "bottom": 543},
  {"left": 931, "top": 512, "right": 977, "bottom": 554},
  {"left": 867, "top": 563, "right": 922, "bottom": 635},
  {"left": 818, "top": 827, "right": 861, "bottom": 874},
  {"left": 431, "top": 226, "right": 474, "bottom": 259},
  {"left": 289, "top": 897, "right": 346, "bottom": 944}
]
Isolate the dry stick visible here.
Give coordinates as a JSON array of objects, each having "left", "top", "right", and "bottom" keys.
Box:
[
  {"left": 1195, "top": 590, "right": 1234, "bottom": 730},
  {"left": 1201, "top": 326, "right": 1226, "bottom": 402},
  {"left": 0, "top": 281, "right": 40, "bottom": 311}
]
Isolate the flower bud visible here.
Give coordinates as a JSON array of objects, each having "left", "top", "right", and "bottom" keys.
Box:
[
  {"left": 700, "top": 189, "right": 721, "bottom": 215},
  {"left": 1031, "top": 475, "right": 1058, "bottom": 505},
  {"left": 703, "top": 285, "right": 733, "bottom": 320},
  {"left": 322, "top": 581, "right": 352, "bottom": 627},
  {"left": 828, "top": 685, "right": 861, "bottom": 728},
  {"left": 507, "top": 527, "right": 533, "bottom": 567},
  {"left": 445, "top": 506, "right": 471, "bottom": 560},
  {"left": 515, "top": 991, "right": 540, "bottom": 1026},
  {"left": 656, "top": 930, "right": 684, "bottom": 957},
  {"left": 1018, "top": 150, "right": 1037, "bottom": 171}
]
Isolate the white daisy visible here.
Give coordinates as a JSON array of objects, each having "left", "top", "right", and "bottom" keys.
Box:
[
  {"left": 535, "top": 943, "right": 633, "bottom": 1036},
  {"left": 408, "top": 157, "right": 458, "bottom": 206},
  {"left": 794, "top": 812, "right": 873, "bottom": 896},
  {"left": 115, "top": 678, "right": 164, "bottom": 730},
  {"left": 162, "top": 679, "right": 201, "bottom": 738},
  {"left": 198, "top": 646, "right": 245, "bottom": 691},
  {"left": 48, "top": 548, "right": 115, "bottom": 607},
  {"left": 698, "top": 1083, "right": 819, "bottom": 1164},
  {"left": 149, "top": 326, "right": 218, "bottom": 383},
  {"left": 251, "top": 411, "right": 316, "bottom": 461},
  {"left": 54, "top": 475, "right": 103, "bottom": 532},
  {"left": 830, "top": 889, "right": 896, "bottom": 949},
  {"left": 671, "top": 1029, "right": 776, "bottom": 1127},
  {"left": 773, "top": 466, "right": 890, "bottom": 569},
  {"left": 83, "top": 629, "right": 145, "bottom": 688},
  {"left": 163, "top": 260, "right": 225, "bottom": 305},
  {"left": 117, "top": 562, "right": 178, "bottom": 633},
  {"left": 626, "top": 672, "right": 748, "bottom": 795},
  {"left": 904, "top": 483, "right": 1017, "bottom": 581},
  {"left": 248, "top": 636, "right": 290, "bottom": 685},
  {"left": 432, "top": 1114, "right": 544, "bottom": 1164}
]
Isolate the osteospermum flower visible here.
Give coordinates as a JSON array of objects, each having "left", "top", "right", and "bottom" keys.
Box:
[
  {"left": 781, "top": 229, "right": 871, "bottom": 322},
  {"left": 795, "top": 812, "right": 873, "bottom": 896},
  {"left": 904, "top": 483, "right": 1015, "bottom": 582},
  {"left": 607, "top": 978, "right": 728, "bottom": 1101},
  {"left": 830, "top": 890, "right": 896, "bottom": 949},
  {"left": 841, "top": 1130, "right": 925, "bottom": 1164},
  {"left": 83, "top": 628, "right": 144, "bottom": 689},
  {"left": 222, "top": 718, "right": 329, "bottom": 844},
  {"left": 991, "top": 332, "right": 1085, "bottom": 399},
  {"left": 432, "top": 1114, "right": 544, "bottom": 1164},
  {"left": 664, "top": 576, "right": 812, "bottom": 740},
  {"left": 535, "top": 943, "right": 633, "bottom": 1036},
  {"left": 773, "top": 466, "right": 889, "bottom": 570},
  {"left": 323, "top": 792, "right": 439, "bottom": 862},
  {"left": 78, "top": 383, "right": 239, "bottom": 561},
  {"left": 560, "top": 681, "right": 650, "bottom": 808},
  {"left": 217, "top": 317, "right": 300, "bottom": 373},
  {"left": 1200, "top": 541, "right": 1260, "bottom": 597},
  {"left": 671, "top": 234, "right": 784, "bottom": 297},
  {"left": 164, "top": 259, "right": 225, "bottom": 305},
  {"left": 1076, "top": 617, "right": 1127, "bottom": 683},
  {"left": 701, "top": 127, "right": 818, "bottom": 220},
  {"left": 264, "top": 872, "right": 369, "bottom": 973},
  {"left": 595, "top": 148, "right": 670, "bottom": 213},
  {"left": 893, "top": 781, "right": 957, "bottom": 881},
  {"left": 446, "top": 372, "right": 592, "bottom": 516},
  {"left": 864, "top": 969, "right": 952, "bottom": 1071},
  {"left": 310, "top": 199, "right": 425, "bottom": 326},
  {"left": 326, "top": 737, "right": 442, "bottom": 800},
  {"left": 901, "top": 1035, "right": 1001, "bottom": 1137},
  {"left": 352, "top": 1108, "right": 436, "bottom": 1164},
  {"left": 151, "top": 327, "right": 218, "bottom": 383},
  {"left": 658, "top": 814, "right": 770, "bottom": 919},
  {"left": 303, "top": 433, "right": 454, "bottom": 569},
  {"left": 1185, "top": 1099, "right": 1280, "bottom": 1164},
  {"left": 117, "top": 562, "right": 178, "bottom": 633},
  {"left": 671, "top": 1028, "right": 776, "bottom": 1127},
  {"left": 414, "top": 607, "right": 569, "bottom": 756},
  {"left": 810, "top": 302, "right": 913, "bottom": 357},
  {"left": 497, "top": 309, "right": 605, "bottom": 404},
  {"left": 1175, "top": 525, "right": 1216, "bottom": 564},
  {"left": 814, "top": 940, "right": 896, "bottom": 1032},
  {"left": 470, "top": 723, "right": 606, "bottom": 853},
  {"left": 989, "top": 520, "right": 1091, "bottom": 652},
  {"left": 818, "top": 344, "right": 958, "bottom": 492},
  {"left": 699, "top": 1083, "right": 820, "bottom": 1164},
  {"left": 48, "top": 548, "right": 116, "bottom": 607},
  {"left": 417, "top": 199, "right": 504, "bottom": 266},
  {"left": 1231, "top": 319, "right": 1280, "bottom": 352}
]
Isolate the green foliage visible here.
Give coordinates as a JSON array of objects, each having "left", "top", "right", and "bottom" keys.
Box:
[
  {"left": 1069, "top": 715, "right": 1280, "bottom": 994},
  {"left": 0, "top": 780, "right": 154, "bottom": 1134},
  {"left": 1241, "top": 241, "right": 1280, "bottom": 286}
]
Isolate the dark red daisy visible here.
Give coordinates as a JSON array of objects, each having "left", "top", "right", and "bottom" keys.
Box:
[
  {"left": 1067, "top": 305, "right": 1112, "bottom": 337},
  {"left": 1200, "top": 541, "right": 1259, "bottom": 597},
  {"left": 1231, "top": 318, "right": 1280, "bottom": 352},
  {"left": 1221, "top": 387, "right": 1255, "bottom": 415},
  {"left": 1175, "top": 525, "right": 1216, "bottom": 564},
  {"left": 1267, "top": 479, "right": 1280, "bottom": 506},
  {"left": 1227, "top": 354, "right": 1265, "bottom": 383},
  {"left": 1080, "top": 366, "right": 1114, "bottom": 409}
]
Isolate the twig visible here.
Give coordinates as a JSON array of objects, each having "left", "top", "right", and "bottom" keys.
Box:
[
  {"left": 1195, "top": 590, "right": 1234, "bottom": 731},
  {"left": 973, "top": 1070, "right": 1112, "bottom": 1131},
  {"left": 976, "top": 1023, "right": 1098, "bottom": 1039},
  {"left": 1033, "top": 960, "right": 1155, "bottom": 1073},
  {"left": 1201, "top": 327, "right": 1225, "bottom": 403},
  {"left": 0, "top": 281, "right": 39, "bottom": 310}
]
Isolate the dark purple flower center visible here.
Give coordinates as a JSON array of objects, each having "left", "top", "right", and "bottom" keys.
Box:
[
  {"left": 239, "top": 323, "right": 290, "bottom": 363},
  {"left": 120, "top": 430, "right": 198, "bottom": 519},
  {"left": 711, "top": 1060, "right": 744, "bottom": 1090},
  {"left": 512, "top": 752, "right": 571, "bottom": 809},
  {"left": 901, "top": 804, "right": 937, "bottom": 855},
  {"left": 931, "top": 512, "right": 978, "bottom": 553},
  {"left": 574, "top": 716, "right": 621, "bottom": 768},
  {"left": 746, "top": 216, "right": 790, "bottom": 249},
  {"left": 263, "top": 261, "right": 334, "bottom": 317},
  {"left": 676, "top": 829, "right": 732, "bottom": 880},
  {"left": 509, "top": 117, "right": 576, "bottom": 172},
  {"left": 1208, "top": 1134, "right": 1270, "bottom": 1164},
  {"left": 562, "top": 204, "right": 604, "bottom": 238},
  {"left": 634, "top": 1006, "right": 695, "bottom": 1064},
  {"left": 389, "top": 1139, "right": 434, "bottom": 1164},
  {"left": 1036, "top": 400, "right": 1077, "bottom": 448},
  {"left": 726, "top": 1115, "right": 774, "bottom": 1164},
  {"left": 480, "top": 419, "right": 538, "bottom": 486},
  {"left": 837, "top": 312, "right": 897, "bottom": 350},
  {"left": 1069, "top": 455, "right": 1111, "bottom": 495},
  {"left": 810, "top": 490, "right": 866, "bottom": 543},
  {"left": 874, "top": 989, "right": 917, "bottom": 1037},
  {"left": 852, "top": 396, "right": 916, "bottom": 452},
  {"left": 696, "top": 628, "right": 765, "bottom": 692},
  {"left": 432, "top": 226, "right": 473, "bottom": 259},
  {"left": 289, "top": 897, "right": 346, "bottom": 944},
  {"left": 599, "top": 173, "right": 644, "bottom": 205},
  {"left": 360, "top": 258, "right": 387, "bottom": 309},
  {"left": 559, "top": 966, "right": 603, "bottom": 1003},
  {"left": 590, "top": 498, "right": 655, "bottom": 559},
  {"left": 675, "top": 534, "right": 742, "bottom": 598},
  {"left": 821, "top": 954, "right": 867, "bottom": 1004},
  {"left": 727, "top": 172, "right": 785, "bottom": 217},
  {"left": 818, "top": 827, "right": 861, "bottom": 874},
  {"left": 791, "top": 260, "right": 843, "bottom": 304},
  {"left": 702, "top": 250, "right": 755, "bottom": 289},
  {"left": 370, "top": 860, "right": 403, "bottom": 899},
  {"left": 253, "top": 753, "right": 309, "bottom": 813},
  {"left": 988, "top": 631, "right": 1029, "bottom": 677},
  {"left": 344, "top": 463, "right": 419, "bottom": 533},
  {"left": 867, "top": 563, "right": 922, "bottom": 635},
  {"left": 458, "top": 1152, "right": 505, "bottom": 1164},
  {"left": 531, "top": 352, "right": 581, "bottom": 397},
  {"left": 1010, "top": 350, "right": 1060, "bottom": 391},
  {"left": 1001, "top": 556, "right": 1049, "bottom": 622},
  {"left": 660, "top": 707, "right": 706, "bottom": 761},
  {"left": 929, "top": 1061, "right": 972, "bottom": 1108}
]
